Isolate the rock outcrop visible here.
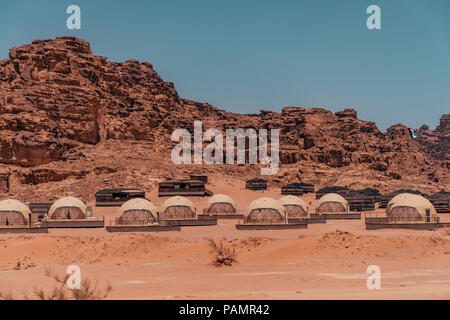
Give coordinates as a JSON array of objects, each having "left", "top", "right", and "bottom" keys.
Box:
[{"left": 417, "top": 114, "right": 450, "bottom": 161}]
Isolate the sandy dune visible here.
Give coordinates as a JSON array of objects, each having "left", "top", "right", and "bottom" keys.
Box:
[{"left": 0, "top": 180, "right": 449, "bottom": 300}]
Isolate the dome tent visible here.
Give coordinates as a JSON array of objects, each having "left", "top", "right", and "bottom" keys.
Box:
[
  {"left": 48, "top": 197, "right": 87, "bottom": 220},
  {"left": 244, "top": 197, "right": 286, "bottom": 224},
  {"left": 116, "top": 198, "right": 158, "bottom": 225},
  {"left": 159, "top": 196, "right": 196, "bottom": 220},
  {"left": 317, "top": 193, "right": 349, "bottom": 214},
  {"left": 0, "top": 199, "right": 30, "bottom": 226},
  {"left": 385, "top": 193, "right": 425, "bottom": 215},
  {"left": 386, "top": 193, "right": 437, "bottom": 223},
  {"left": 205, "top": 194, "right": 237, "bottom": 215},
  {"left": 279, "top": 195, "right": 309, "bottom": 218}
]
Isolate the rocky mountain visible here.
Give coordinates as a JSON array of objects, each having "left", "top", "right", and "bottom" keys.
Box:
[
  {"left": 417, "top": 114, "right": 449, "bottom": 161},
  {"left": 0, "top": 37, "right": 448, "bottom": 202}
]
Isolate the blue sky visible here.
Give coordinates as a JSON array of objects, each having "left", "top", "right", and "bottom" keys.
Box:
[{"left": 1, "top": 0, "right": 449, "bottom": 131}]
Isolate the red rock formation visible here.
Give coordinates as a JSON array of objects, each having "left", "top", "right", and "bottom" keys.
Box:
[{"left": 417, "top": 114, "right": 450, "bottom": 160}]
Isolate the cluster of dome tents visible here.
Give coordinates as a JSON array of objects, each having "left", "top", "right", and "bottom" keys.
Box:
[
  {"left": 0, "top": 197, "right": 89, "bottom": 227},
  {"left": 113, "top": 193, "right": 350, "bottom": 228},
  {"left": 0, "top": 191, "right": 444, "bottom": 232},
  {"left": 115, "top": 196, "right": 198, "bottom": 226}
]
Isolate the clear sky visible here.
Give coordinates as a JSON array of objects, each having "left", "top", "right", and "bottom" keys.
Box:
[{"left": 1, "top": 0, "right": 449, "bottom": 131}]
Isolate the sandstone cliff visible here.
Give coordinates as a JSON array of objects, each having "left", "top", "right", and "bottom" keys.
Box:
[
  {"left": 0, "top": 37, "right": 448, "bottom": 202},
  {"left": 417, "top": 114, "right": 449, "bottom": 161}
]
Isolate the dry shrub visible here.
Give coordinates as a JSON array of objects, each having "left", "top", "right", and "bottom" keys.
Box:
[
  {"left": 0, "top": 270, "right": 112, "bottom": 300},
  {"left": 207, "top": 238, "right": 237, "bottom": 266},
  {"left": 0, "top": 292, "right": 15, "bottom": 300}
]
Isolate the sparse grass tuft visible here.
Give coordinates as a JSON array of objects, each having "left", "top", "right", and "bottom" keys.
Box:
[
  {"left": 0, "top": 270, "right": 112, "bottom": 300},
  {"left": 0, "top": 291, "right": 15, "bottom": 300},
  {"left": 207, "top": 238, "right": 237, "bottom": 266}
]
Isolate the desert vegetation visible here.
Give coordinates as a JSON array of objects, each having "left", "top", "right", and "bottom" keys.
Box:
[
  {"left": 208, "top": 238, "right": 238, "bottom": 266},
  {"left": 0, "top": 270, "right": 112, "bottom": 300}
]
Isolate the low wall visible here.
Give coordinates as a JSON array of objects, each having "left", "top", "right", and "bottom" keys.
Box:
[
  {"left": 309, "top": 213, "right": 361, "bottom": 220},
  {"left": 365, "top": 217, "right": 390, "bottom": 224},
  {"left": 437, "top": 223, "right": 450, "bottom": 228},
  {"left": 288, "top": 217, "right": 326, "bottom": 224},
  {"left": 323, "top": 213, "right": 361, "bottom": 220},
  {"left": 43, "top": 220, "right": 105, "bottom": 228},
  {"left": 287, "top": 218, "right": 307, "bottom": 224},
  {"left": 95, "top": 201, "right": 124, "bottom": 207},
  {"left": 236, "top": 223, "right": 307, "bottom": 230},
  {"left": 307, "top": 215, "right": 327, "bottom": 224},
  {"left": 365, "top": 223, "right": 438, "bottom": 231},
  {"left": 0, "top": 227, "right": 48, "bottom": 234},
  {"left": 160, "top": 217, "right": 217, "bottom": 226},
  {"left": 198, "top": 214, "right": 244, "bottom": 219},
  {"left": 106, "top": 225, "right": 180, "bottom": 232}
]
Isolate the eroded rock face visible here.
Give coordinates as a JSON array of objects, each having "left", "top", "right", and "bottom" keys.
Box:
[
  {"left": 0, "top": 37, "right": 448, "bottom": 196},
  {"left": 0, "top": 37, "right": 184, "bottom": 166},
  {"left": 417, "top": 114, "right": 450, "bottom": 160},
  {"left": 0, "top": 171, "right": 9, "bottom": 193}
]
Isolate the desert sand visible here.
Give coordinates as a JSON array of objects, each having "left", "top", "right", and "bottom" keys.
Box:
[
  {"left": 1, "top": 177, "right": 449, "bottom": 300},
  {"left": 0, "top": 37, "right": 448, "bottom": 300}
]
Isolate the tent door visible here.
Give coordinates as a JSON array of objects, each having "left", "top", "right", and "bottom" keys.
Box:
[{"left": 425, "top": 209, "right": 430, "bottom": 223}]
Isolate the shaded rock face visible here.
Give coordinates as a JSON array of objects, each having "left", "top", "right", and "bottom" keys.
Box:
[
  {"left": 0, "top": 36, "right": 185, "bottom": 166},
  {"left": 0, "top": 171, "right": 9, "bottom": 193},
  {"left": 417, "top": 114, "right": 450, "bottom": 160},
  {"left": 0, "top": 37, "right": 448, "bottom": 196}
]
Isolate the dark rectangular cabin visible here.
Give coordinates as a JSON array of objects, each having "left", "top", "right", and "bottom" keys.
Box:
[
  {"left": 158, "top": 179, "right": 212, "bottom": 197},
  {"left": 315, "top": 186, "right": 349, "bottom": 200},
  {"left": 246, "top": 179, "right": 268, "bottom": 190},
  {"left": 281, "top": 183, "right": 303, "bottom": 195},
  {"left": 431, "top": 199, "right": 450, "bottom": 213},
  {"left": 29, "top": 202, "right": 52, "bottom": 225},
  {"left": 299, "top": 183, "right": 315, "bottom": 194},
  {"left": 346, "top": 197, "right": 376, "bottom": 212},
  {"left": 281, "top": 182, "right": 315, "bottom": 195},
  {"left": 95, "top": 189, "right": 145, "bottom": 207},
  {"left": 315, "top": 187, "right": 379, "bottom": 212},
  {"left": 190, "top": 175, "right": 208, "bottom": 183}
]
